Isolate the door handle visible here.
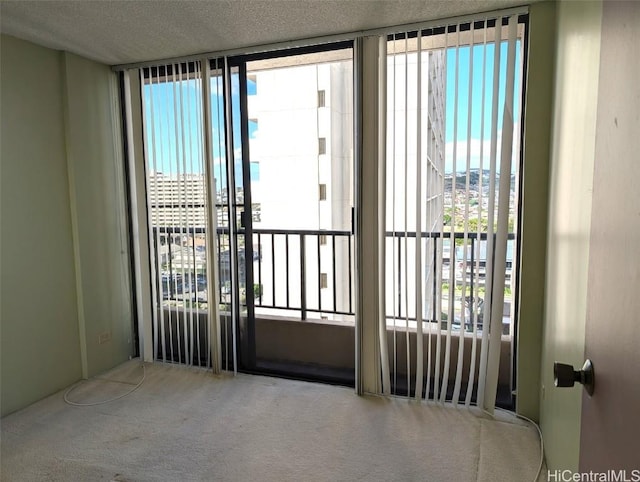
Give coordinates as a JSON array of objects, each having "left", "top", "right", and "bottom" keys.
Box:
[{"left": 554, "top": 359, "right": 595, "bottom": 396}]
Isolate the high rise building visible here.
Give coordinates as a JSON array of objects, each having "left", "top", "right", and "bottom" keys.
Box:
[
  {"left": 385, "top": 45, "right": 447, "bottom": 325},
  {"left": 143, "top": 46, "right": 447, "bottom": 323},
  {"left": 246, "top": 50, "right": 354, "bottom": 321}
]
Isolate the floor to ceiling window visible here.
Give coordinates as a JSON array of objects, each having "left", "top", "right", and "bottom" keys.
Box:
[
  {"left": 226, "top": 45, "right": 356, "bottom": 383},
  {"left": 141, "top": 62, "right": 211, "bottom": 367},
  {"left": 381, "top": 16, "right": 525, "bottom": 408},
  {"left": 123, "top": 7, "right": 528, "bottom": 412},
  {"left": 136, "top": 44, "right": 356, "bottom": 385}
]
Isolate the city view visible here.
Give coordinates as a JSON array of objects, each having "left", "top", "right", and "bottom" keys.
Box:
[{"left": 143, "top": 36, "right": 520, "bottom": 339}]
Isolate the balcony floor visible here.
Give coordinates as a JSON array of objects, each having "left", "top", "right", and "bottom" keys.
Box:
[{"left": 1, "top": 360, "right": 544, "bottom": 481}]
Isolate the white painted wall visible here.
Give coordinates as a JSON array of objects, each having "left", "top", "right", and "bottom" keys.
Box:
[
  {"left": 1, "top": 35, "right": 82, "bottom": 416},
  {"left": 0, "top": 35, "right": 133, "bottom": 415},
  {"left": 540, "top": 0, "right": 602, "bottom": 471},
  {"left": 579, "top": 1, "right": 640, "bottom": 468},
  {"left": 63, "top": 52, "right": 134, "bottom": 377}
]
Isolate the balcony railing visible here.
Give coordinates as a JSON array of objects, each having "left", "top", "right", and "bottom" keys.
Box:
[
  {"left": 151, "top": 227, "right": 514, "bottom": 330},
  {"left": 252, "top": 229, "right": 353, "bottom": 319},
  {"left": 151, "top": 226, "right": 353, "bottom": 320}
]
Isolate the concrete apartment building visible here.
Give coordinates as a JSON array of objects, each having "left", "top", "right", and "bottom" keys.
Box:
[{"left": 248, "top": 54, "right": 355, "bottom": 320}]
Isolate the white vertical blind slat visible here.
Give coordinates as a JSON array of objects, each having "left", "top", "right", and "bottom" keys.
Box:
[
  {"left": 440, "top": 25, "right": 460, "bottom": 404},
  {"left": 188, "top": 62, "right": 200, "bottom": 367},
  {"left": 391, "top": 36, "right": 398, "bottom": 395},
  {"left": 378, "top": 36, "right": 391, "bottom": 395},
  {"left": 162, "top": 64, "right": 178, "bottom": 364},
  {"left": 202, "top": 58, "right": 223, "bottom": 373},
  {"left": 156, "top": 67, "right": 172, "bottom": 363},
  {"left": 180, "top": 64, "right": 190, "bottom": 365},
  {"left": 483, "top": 15, "right": 518, "bottom": 413},
  {"left": 477, "top": 18, "right": 503, "bottom": 408},
  {"left": 465, "top": 21, "right": 488, "bottom": 407},
  {"left": 180, "top": 64, "right": 191, "bottom": 364},
  {"left": 424, "top": 48, "right": 438, "bottom": 398},
  {"left": 123, "top": 70, "right": 154, "bottom": 363},
  {"left": 433, "top": 28, "right": 449, "bottom": 401},
  {"left": 414, "top": 30, "right": 424, "bottom": 401},
  {"left": 433, "top": 25, "right": 449, "bottom": 403},
  {"left": 140, "top": 68, "right": 161, "bottom": 362},
  {"left": 206, "top": 60, "right": 217, "bottom": 371},
  {"left": 452, "top": 22, "right": 475, "bottom": 406},
  {"left": 188, "top": 64, "right": 200, "bottom": 366},
  {"left": 222, "top": 57, "right": 238, "bottom": 375},
  {"left": 402, "top": 36, "right": 411, "bottom": 397},
  {"left": 212, "top": 58, "right": 229, "bottom": 371},
  {"left": 186, "top": 62, "right": 196, "bottom": 366},
  {"left": 186, "top": 63, "right": 198, "bottom": 366},
  {"left": 171, "top": 64, "right": 185, "bottom": 365}
]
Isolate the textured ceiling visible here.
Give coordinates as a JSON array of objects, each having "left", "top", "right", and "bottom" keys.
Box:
[{"left": 1, "top": 0, "right": 530, "bottom": 66}]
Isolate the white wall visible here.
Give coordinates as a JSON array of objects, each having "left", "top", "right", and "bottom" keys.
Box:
[
  {"left": 539, "top": 0, "right": 602, "bottom": 470},
  {"left": 1, "top": 35, "right": 82, "bottom": 416},
  {"left": 63, "top": 52, "right": 134, "bottom": 377},
  {"left": 0, "top": 35, "right": 133, "bottom": 415},
  {"left": 579, "top": 1, "right": 640, "bottom": 468}
]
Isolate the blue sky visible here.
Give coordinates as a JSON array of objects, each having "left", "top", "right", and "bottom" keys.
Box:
[
  {"left": 143, "top": 78, "right": 203, "bottom": 176},
  {"left": 444, "top": 40, "right": 521, "bottom": 174},
  {"left": 143, "top": 39, "right": 521, "bottom": 182},
  {"left": 143, "top": 73, "right": 257, "bottom": 190}
]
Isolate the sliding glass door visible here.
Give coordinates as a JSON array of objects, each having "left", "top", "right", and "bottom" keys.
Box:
[
  {"left": 137, "top": 42, "right": 356, "bottom": 385},
  {"left": 192, "top": 42, "right": 355, "bottom": 385},
  {"left": 214, "top": 44, "right": 356, "bottom": 383},
  {"left": 126, "top": 6, "right": 527, "bottom": 413}
]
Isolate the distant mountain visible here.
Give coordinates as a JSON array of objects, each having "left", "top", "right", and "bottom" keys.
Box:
[{"left": 444, "top": 169, "right": 516, "bottom": 192}]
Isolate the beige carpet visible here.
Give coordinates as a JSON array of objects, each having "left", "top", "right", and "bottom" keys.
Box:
[{"left": 1, "top": 360, "right": 543, "bottom": 481}]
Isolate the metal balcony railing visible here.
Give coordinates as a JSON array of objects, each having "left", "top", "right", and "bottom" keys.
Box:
[
  {"left": 252, "top": 229, "right": 353, "bottom": 319},
  {"left": 151, "top": 227, "right": 514, "bottom": 328},
  {"left": 385, "top": 231, "right": 516, "bottom": 320},
  {"left": 151, "top": 226, "right": 353, "bottom": 320}
]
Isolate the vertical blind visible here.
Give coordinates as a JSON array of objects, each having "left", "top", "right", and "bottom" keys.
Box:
[
  {"left": 139, "top": 61, "right": 222, "bottom": 370},
  {"left": 122, "top": 9, "right": 524, "bottom": 407},
  {"left": 382, "top": 13, "right": 523, "bottom": 412}
]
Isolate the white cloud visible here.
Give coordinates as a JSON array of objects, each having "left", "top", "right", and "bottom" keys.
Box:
[
  {"left": 444, "top": 126, "right": 519, "bottom": 173},
  {"left": 445, "top": 137, "right": 494, "bottom": 171}
]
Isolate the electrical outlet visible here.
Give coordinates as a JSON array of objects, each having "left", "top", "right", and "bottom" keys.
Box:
[{"left": 99, "top": 331, "right": 111, "bottom": 344}]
